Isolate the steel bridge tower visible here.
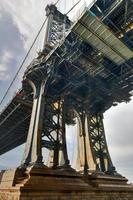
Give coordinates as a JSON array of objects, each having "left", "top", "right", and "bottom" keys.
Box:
[
  {"left": 20, "top": 4, "right": 116, "bottom": 175},
  {"left": 0, "top": 1, "right": 133, "bottom": 199}
]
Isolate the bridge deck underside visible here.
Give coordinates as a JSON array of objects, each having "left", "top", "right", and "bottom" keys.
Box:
[{"left": 0, "top": 96, "right": 31, "bottom": 155}]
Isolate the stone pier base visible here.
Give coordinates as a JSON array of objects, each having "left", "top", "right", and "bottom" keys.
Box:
[
  {"left": 0, "top": 167, "right": 133, "bottom": 200},
  {"left": 1, "top": 190, "right": 133, "bottom": 200}
]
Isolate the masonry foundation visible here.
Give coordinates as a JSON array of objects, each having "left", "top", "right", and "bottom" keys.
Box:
[{"left": 0, "top": 167, "right": 133, "bottom": 200}]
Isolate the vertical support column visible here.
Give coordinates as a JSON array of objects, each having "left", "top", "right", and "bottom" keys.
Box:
[
  {"left": 80, "top": 111, "right": 89, "bottom": 174},
  {"left": 21, "top": 79, "right": 47, "bottom": 167},
  {"left": 87, "top": 113, "right": 116, "bottom": 174},
  {"left": 74, "top": 109, "right": 96, "bottom": 172},
  {"left": 61, "top": 98, "right": 70, "bottom": 167},
  {"left": 53, "top": 101, "right": 60, "bottom": 168},
  {"left": 84, "top": 112, "right": 96, "bottom": 172},
  {"left": 76, "top": 114, "right": 85, "bottom": 172}
]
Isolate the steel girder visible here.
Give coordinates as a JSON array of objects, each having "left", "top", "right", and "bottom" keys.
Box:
[{"left": 88, "top": 114, "right": 114, "bottom": 173}]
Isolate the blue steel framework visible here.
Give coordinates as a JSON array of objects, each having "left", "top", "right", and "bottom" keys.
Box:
[{"left": 0, "top": 0, "right": 132, "bottom": 176}]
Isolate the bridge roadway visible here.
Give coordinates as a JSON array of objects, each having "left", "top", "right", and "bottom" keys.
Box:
[{"left": 0, "top": 0, "right": 133, "bottom": 155}]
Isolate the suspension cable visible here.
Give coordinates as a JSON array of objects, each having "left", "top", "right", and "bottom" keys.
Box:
[
  {"left": 54, "top": 0, "right": 61, "bottom": 6},
  {"left": 0, "top": 0, "right": 63, "bottom": 107},
  {"left": 0, "top": 17, "right": 48, "bottom": 107},
  {"left": 66, "top": 0, "right": 83, "bottom": 15}
]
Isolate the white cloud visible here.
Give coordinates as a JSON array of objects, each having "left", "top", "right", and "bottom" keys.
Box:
[
  {"left": 0, "top": 71, "right": 10, "bottom": 80},
  {"left": 2, "top": 50, "right": 13, "bottom": 63},
  {"left": 0, "top": 64, "right": 6, "bottom": 72},
  {"left": 104, "top": 98, "right": 133, "bottom": 182},
  {"left": 0, "top": 0, "right": 94, "bottom": 49},
  {"left": 0, "top": 50, "right": 14, "bottom": 80},
  {"left": 0, "top": 0, "right": 47, "bottom": 50}
]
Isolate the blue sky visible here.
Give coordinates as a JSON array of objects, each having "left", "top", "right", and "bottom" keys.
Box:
[{"left": 0, "top": 0, "right": 133, "bottom": 182}]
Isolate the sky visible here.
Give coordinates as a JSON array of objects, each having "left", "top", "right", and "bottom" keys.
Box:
[{"left": 0, "top": 0, "right": 133, "bottom": 182}]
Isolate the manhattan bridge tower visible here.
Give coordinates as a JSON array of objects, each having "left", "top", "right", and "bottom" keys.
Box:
[
  {"left": 0, "top": 0, "right": 133, "bottom": 199},
  {"left": 21, "top": 4, "right": 116, "bottom": 174}
]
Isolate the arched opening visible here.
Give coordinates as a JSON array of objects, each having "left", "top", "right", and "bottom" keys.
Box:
[{"left": 66, "top": 110, "right": 84, "bottom": 172}]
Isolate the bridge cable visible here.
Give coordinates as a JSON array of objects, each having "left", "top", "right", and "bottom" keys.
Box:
[
  {"left": 0, "top": 0, "right": 64, "bottom": 107},
  {"left": 54, "top": 0, "right": 61, "bottom": 6},
  {"left": 66, "top": 0, "right": 83, "bottom": 15},
  {"left": 0, "top": 16, "right": 48, "bottom": 107}
]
